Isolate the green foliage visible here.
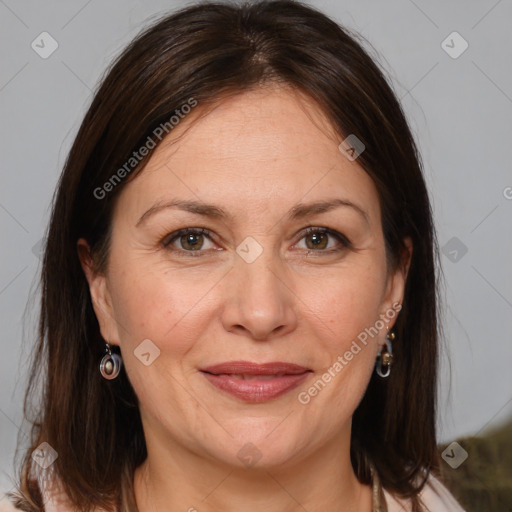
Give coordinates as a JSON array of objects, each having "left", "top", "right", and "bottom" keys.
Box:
[{"left": 439, "top": 418, "right": 512, "bottom": 512}]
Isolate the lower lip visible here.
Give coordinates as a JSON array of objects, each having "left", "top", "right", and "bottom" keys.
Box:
[{"left": 201, "top": 372, "right": 311, "bottom": 402}]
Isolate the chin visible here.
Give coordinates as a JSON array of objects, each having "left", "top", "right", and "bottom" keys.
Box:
[{"left": 199, "top": 427, "right": 309, "bottom": 471}]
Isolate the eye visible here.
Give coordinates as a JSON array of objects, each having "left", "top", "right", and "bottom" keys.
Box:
[
  {"left": 294, "top": 227, "right": 351, "bottom": 253},
  {"left": 162, "top": 228, "right": 215, "bottom": 255},
  {"left": 162, "top": 226, "right": 351, "bottom": 257}
]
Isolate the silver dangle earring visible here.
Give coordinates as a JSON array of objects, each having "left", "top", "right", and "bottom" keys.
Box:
[
  {"left": 376, "top": 329, "right": 395, "bottom": 378},
  {"left": 99, "top": 342, "right": 122, "bottom": 380}
]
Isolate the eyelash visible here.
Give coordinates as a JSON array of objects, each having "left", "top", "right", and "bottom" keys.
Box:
[{"left": 162, "top": 227, "right": 352, "bottom": 257}]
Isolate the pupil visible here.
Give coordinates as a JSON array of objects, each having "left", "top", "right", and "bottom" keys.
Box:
[
  {"left": 307, "top": 232, "right": 327, "bottom": 250},
  {"left": 183, "top": 233, "right": 202, "bottom": 250}
]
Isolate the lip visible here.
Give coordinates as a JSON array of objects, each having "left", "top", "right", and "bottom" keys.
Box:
[
  {"left": 201, "top": 361, "right": 310, "bottom": 375},
  {"left": 200, "top": 361, "right": 312, "bottom": 403}
]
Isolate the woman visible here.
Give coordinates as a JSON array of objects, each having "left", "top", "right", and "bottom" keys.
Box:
[{"left": 8, "top": 1, "right": 465, "bottom": 511}]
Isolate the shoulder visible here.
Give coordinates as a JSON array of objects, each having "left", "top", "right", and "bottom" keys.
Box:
[
  {"left": 383, "top": 473, "right": 466, "bottom": 512},
  {"left": 418, "top": 474, "right": 466, "bottom": 511},
  {"left": 0, "top": 496, "right": 21, "bottom": 512},
  {"left": 2, "top": 465, "right": 110, "bottom": 512}
]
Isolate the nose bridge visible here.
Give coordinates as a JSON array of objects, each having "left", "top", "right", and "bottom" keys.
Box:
[
  {"left": 221, "top": 239, "right": 297, "bottom": 340},
  {"left": 241, "top": 248, "right": 282, "bottom": 302}
]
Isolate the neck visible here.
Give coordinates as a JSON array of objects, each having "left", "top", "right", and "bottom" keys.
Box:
[{"left": 133, "top": 424, "right": 372, "bottom": 512}]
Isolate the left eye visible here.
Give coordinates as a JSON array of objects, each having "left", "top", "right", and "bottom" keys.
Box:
[{"left": 294, "top": 227, "right": 350, "bottom": 252}]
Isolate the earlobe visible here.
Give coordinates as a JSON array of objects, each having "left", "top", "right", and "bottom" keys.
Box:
[{"left": 76, "top": 238, "right": 117, "bottom": 344}]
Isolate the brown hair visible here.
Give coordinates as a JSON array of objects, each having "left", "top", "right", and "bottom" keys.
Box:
[{"left": 10, "top": 1, "right": 441, "bottom": 510}]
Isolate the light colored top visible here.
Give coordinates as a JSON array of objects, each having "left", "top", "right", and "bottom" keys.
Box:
[
  {"left": 0, "top": 472, "right": 465, "bottom": 512},
  {"left": 384, "top": 474, "right": 466, "bottom": 511}
]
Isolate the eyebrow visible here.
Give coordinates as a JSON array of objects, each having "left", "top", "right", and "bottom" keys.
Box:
[{"left": 135, "top": 198, "right": 370, "bottom": 227}]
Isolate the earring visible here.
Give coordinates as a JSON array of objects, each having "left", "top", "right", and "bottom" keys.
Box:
[
  {"left": 99, "top": 342, "right": 122, "bottom": 380},
  {"left": 375, "top": 329, "right": 395, "bottom": 378}
]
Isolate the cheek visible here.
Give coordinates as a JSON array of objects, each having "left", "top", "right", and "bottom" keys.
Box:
[
  {"left": 108, "top": 256, "right": 217, "bottom": 350},
  {"left": 106, "top": 262, "right": 209, "bottom": 418},
  {"left": 297, "top": 269, "right": 383, "bottom": 433},
  {"left": 299, "top": 259, "right": 388, "bottom": 344},
  {"left": 295, "top": 258, "right": 387, "bottom": 410}
]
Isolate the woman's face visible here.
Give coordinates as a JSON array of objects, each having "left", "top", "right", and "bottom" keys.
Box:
[{"left": 79, "top": 86, "right": 410, "bottom": 470}]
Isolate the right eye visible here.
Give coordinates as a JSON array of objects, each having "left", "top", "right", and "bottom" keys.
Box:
[{"left": 162, "top": 227, "right": 217, "bottom": 256}]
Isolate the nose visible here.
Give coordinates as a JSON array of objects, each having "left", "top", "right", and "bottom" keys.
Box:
[{"left": 220, "top": 249, "right": 299, "bottom": 341}]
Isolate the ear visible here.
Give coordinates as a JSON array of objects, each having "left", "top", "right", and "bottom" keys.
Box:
[
  {"left": 77, "top": 238, "right": 120, "bottom": 345},
  {"left": 380, "top": 236, "right": 413, "bottom": 329}
]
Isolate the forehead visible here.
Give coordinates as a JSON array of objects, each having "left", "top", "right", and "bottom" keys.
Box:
[{"left": 114, "top": 86, "right": 381, "bottom": 227}]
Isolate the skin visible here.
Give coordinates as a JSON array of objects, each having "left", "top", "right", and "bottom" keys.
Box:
[{"left": 78, "top": 85, "right": 412, "bottom": 512}]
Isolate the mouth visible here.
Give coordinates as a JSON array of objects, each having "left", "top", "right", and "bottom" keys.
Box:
[
  {"left": 199, "top": 361, "right": 312, "bottom": 402},
  {"left": 208, "top": 373, "right": 294, "bottom": 380}
]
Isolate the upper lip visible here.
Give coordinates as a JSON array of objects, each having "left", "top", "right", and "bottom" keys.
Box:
[{"left": 200, "top": 361, "right": 311, "bottom": 376}]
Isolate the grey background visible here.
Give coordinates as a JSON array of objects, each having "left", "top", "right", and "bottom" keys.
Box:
[{"left": 1, "top": 0, "right": 511, "bottom": 500}]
